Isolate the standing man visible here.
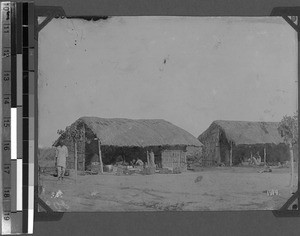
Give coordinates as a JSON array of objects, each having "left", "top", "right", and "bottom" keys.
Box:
[
  {"left": 149, "top": 149, "right": 155, "bottom": 167},
  {"left": 55, "top": 140, "right": 68, "bottom": 181}
]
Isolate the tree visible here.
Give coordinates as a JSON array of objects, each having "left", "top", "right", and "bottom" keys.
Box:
[
  {"left": 278, "top": 111, "right": 298, "bottom": 190},
  {"left": 57, "top": 121, "right": 86, "bottom": 182}
]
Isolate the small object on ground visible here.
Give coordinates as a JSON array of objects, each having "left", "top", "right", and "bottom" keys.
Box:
[
  {"left": 116, "top": 166, "right": 124, "bottom": 176},
  {"left": 141, "top": 167, "right": 156, "bottom": 175},
  {"left": 40, "top": 187, "right": 45, "bottom": 195},
  {"left": 266, "top": 189, "right": 279, "bottom": 196},
  {"left": 51, "top": 192, "right": 56, "bottom": 198},
  {"left": 158, "top": 168, "right": 172, "bottom": 174},
  {"left": 194, "top": 175, "right": 203, "bottom": 183},
  {"left": 64, "top": 169, "right": 70, "bottom": 176},
  {"left": 54, "top": 190, "right": 63, "bottom": 198},
  {"left": 258, "top": 166, "right": 272, "bottom": 173},
  {"left": 277, "top": 162, "right": 282, "bottom": 167},
  {"left": 173, "top": 167, "right": 182, "bottom": 174},
  {"left": 91, "top": 162, "right": 100, "bottom": 174},
  {"left": 241, "top": 161, "right": 249, "bottom": 166},
  {"left": 123, "top": 169, "right": 135, "bottom": 175},
  {"left": 78, "top": 171, "right": 86, "bottom": 176},
  {"left": 103, "top": 165, "right": 113, "bottom": 172},
  {"left": 91, "top": 190, "right": 99, "bottom": 196}
]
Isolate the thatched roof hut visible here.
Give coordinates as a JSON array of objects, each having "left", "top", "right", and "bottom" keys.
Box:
[
  {"left": 61, "top": 117, "right": 202, "bottom": 147},
  {"left": 54, "top": 117, "right": 202, "bottom": 170},
  {"left": 199, "top": 120, "right": 284, "bottom": 146},
  {"left": 198, "top": 120, "right": 289, "bottom": 166}
]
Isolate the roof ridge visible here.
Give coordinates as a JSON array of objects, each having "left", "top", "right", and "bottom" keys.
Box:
[{"left": 213, "top": 119, "right": 279, "bottom": 124}]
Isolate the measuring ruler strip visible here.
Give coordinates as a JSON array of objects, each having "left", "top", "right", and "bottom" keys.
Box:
[
  {"left": 11, "top": 2, "right": 24, "bottom": 234},
  {"left": 1, "top": 2, "right": 12, "bottom": 234},
  {"left": 1, "top": 2, "right": 35, "bottom": 234}
]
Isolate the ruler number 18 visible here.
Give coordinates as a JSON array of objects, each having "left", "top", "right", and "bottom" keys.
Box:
[{"left": 3, "top": 72, "right": 10, "bottom": 82}]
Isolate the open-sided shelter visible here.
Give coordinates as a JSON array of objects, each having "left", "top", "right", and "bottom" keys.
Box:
[
  {"left": 198, "top": 120, "right": 290, "bottom": 166},
  {"left": 54, "top": 117, "right": 202, "bottom": 171}
]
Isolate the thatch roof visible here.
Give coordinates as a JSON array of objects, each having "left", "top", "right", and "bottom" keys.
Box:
[
  {"left": 198, "top": 120, "right": 285, "bottom": 145},
  {"left": 57, "top": 117, "right": 202, "bottom": 147}
]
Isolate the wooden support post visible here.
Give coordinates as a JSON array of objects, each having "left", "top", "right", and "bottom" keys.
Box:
[
  {"left": 83, "top": 125, "right": 86, "bottom": 171},
  {"left": 289, "top": 142, "right": 295, "bottom": 190},
  {"left": 74, "top": 142, "right": 77, "bottom": 183},
  {"left": 98, "top": 139, "right": 104, "bottom": 174},
  {"left": 230, "top": 142, "right": 233, "bottom": 166},
  {"left": 147, "top": 151, "right": 150, "bottom": 166},
  {"left": 216, "top": 129, "right": 221, "bottom": 164},
  {"left": 172, "top": 157, "right": 174, "bottom": 172},
  {"left": 215, "top": 143, "right": 220, "bottom": 164},
  {"left": 264, "top": 147, "right": 266, "bottom": 165}
]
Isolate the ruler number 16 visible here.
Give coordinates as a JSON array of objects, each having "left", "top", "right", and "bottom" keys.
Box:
[{"left": 3, "top": 143, "right": 10, "bottom": 152}]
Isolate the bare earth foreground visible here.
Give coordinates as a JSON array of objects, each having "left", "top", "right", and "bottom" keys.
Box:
[{"left": 39, "top": 167, "right": 298, "bottom": 212}]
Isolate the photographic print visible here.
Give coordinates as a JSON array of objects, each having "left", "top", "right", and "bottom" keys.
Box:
[{"left": 37, "top": 16, "right": 298, "bottom": 212}]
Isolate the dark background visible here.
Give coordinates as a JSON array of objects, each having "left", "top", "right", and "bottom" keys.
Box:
[{"left": 32, "top": 0, "right": 300, "bottom": 235}]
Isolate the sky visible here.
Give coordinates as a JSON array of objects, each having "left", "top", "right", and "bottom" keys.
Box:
[{"left": 38, "top": 17, "right": 298, "bottom": 147}]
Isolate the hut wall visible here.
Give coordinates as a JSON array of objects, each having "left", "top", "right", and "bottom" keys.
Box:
[
  {"left": 219, "top": 134, "right": 230, "bottom": 165},
  {"left": 201, "top": 127, "right": 220, "bottom": 166},
  {"left": 59, "top": 124, "right": 86, "bottom": 171},
  {"left": 161, "top": 150, "right": 187, "bottom": 171}
]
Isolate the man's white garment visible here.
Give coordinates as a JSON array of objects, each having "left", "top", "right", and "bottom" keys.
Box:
[{"left": 56, "top": 145, "right": 68, "bottom": 168}]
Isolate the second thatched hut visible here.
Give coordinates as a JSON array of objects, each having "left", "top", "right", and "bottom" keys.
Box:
[{"left": 198, "top": 120, "right": 290, "bottom": 166}]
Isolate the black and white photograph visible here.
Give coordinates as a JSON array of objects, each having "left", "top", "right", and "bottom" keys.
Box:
[{"left": 37, "top": 16, "right": 298, "bottom": 212}]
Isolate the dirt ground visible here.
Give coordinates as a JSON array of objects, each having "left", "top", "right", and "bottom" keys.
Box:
[{"left": 38, "top": 166, "right": 298, "bottom": 212}]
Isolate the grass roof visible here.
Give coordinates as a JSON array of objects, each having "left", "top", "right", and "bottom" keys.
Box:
[
  {"left": 198, "top": 120, "right": 285, "bottom": 145},
  {"left": 57, "top": 117, "right": 202, "bottom": 148}
]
